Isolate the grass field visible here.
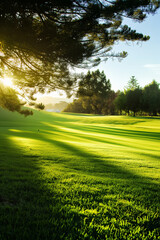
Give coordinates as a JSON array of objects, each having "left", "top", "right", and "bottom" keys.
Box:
[{"left": 0, "top": 108, "right": 160, "bottom": 240}]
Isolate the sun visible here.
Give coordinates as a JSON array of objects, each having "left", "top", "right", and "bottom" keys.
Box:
[{"left": 0, "top": 77, "right": 14, "bottom": 87}]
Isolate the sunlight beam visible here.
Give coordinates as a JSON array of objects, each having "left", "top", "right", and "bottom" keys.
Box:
[{"left": 0, "top": 77, "right": 14, "bottom": 87}]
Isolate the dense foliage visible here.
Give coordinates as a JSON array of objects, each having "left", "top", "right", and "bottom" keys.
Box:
[
  {"left": 115, "top": 79, "right": 160, "bottom": 116},
  {"left": 64, "top": 74, "right": 160, "bottom": 116},
  {"left": 0, "top": 83, "right": 33, "bottom": 116},
  {"left": 0, "top": 0, "right": 159, "bottom": 114},
  {"left": 64, "top": 70, "right": 118, "bottom": 114}
]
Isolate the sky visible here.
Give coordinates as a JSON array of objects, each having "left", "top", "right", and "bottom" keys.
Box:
[
  {"left": 0, "top": 7, "right": 159, "bottom": 105},
  {"left": 96, "top": 9, "right": 160, "bottom": 91},
  {"left": 37, "top": 9, "right": 160, "bottom": 103}
]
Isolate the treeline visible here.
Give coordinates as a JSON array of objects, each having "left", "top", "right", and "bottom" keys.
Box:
[
  {"left": 115, "top": 77, "right": 160, "bottom": 116},
  {"left": 64, "top": 71, "right": 160, "bottom": 116}
]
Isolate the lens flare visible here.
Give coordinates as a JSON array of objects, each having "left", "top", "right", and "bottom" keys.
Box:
[{"left": 0, "top": 77, "right": 14, "bottom": 87}]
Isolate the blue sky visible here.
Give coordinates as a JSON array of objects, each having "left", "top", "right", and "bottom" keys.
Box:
[
  {"left": 95, "top": 9, "right": 160, "bottom": 91},
  {"left": 38, "top": 10, "right": 160, "bottom": 102}
]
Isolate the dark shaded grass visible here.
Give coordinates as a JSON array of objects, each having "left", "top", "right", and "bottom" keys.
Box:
[
  {"left": 0, "top": 110, "right": 160, "bottom": 240},
  {"left": 0, "top": 136, "right": 160, "bottom": 239},
  {"left": 0, "top": 136, "right": 82, "bottom": 240}
]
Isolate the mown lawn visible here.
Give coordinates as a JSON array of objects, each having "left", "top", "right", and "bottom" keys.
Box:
[{"left": 0, "top": 108, "right": 160, "bottom": 240}]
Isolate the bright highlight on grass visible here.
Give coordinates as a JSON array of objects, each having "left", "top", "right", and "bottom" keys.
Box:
[{"left": 0, "top": 108, "right": 159, "bottom": 240}]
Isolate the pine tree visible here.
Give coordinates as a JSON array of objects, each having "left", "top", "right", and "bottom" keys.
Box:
[{"left": 0, "top": 0, "right": 159, "bottom": 114}]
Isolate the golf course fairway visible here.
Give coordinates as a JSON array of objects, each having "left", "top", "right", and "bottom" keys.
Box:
[{"left": 0, "top": 108, "right": 160, "bottom": 240}]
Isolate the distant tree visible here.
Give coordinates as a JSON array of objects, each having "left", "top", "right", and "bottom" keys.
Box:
[
  {"left": 81, "top": 97, "right": 94, "bottom": 114},
  {"left": 76, "top": 70, "right": 112, "bottom": 114},
  {"left": 126, "top": 76, "right": 139, "bottom": 90},
  {"left": 142, "top": 80, "right": 160, "bottom": 116},
  {"left": 125, "top": 88, "right": 143, "bottom": 116},
  {"left": 0, "top": 0, "right": 159, "bottom": 114},
  {"left": 102, "top": 90, "right": 118, "bottom": 115},
  {"left": 77, "top": 70, "right": 111, "bottom": 98},
  {"left": 114, "top": 92, "right": 127, "bottom": 114},
  {"left": 115, "top": 79, "right": 160, "bottom": 116},
  {"left": 64, "top": 71, "right": 117, "bottom": 115},
  {"left": 64, "top": 96, "right": 99, "bottom": 114},
  {"left": 90, "top": 95, "right": 104, "bottom": 114},
  {"left": 115, "top": 77, "right": 142, "bottom": 116},
  {"left": 64, "top": 98, "right": 86, "bottom": 114},
  {"left": 118, "top": 76, "right": 142, "bottom": 116}
]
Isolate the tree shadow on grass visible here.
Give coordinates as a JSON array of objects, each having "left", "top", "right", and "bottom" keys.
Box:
[
  {"left": 0, "top": 133, "right": 90, "bottom": 240},
  {"left": 5, "top": 127, "right": 160, "bottom": 187},
  {"left": 5, "top": 128, "right": 160, "bottom": 203},
  {"left": 58, "top": 123, "right": 160, "bottom": 142},
  {"left": 39, "top": 126, "right": 160, "bottom": 164},
  {"left": 1, "top": 129, "right": 160, "bottom": 240}
]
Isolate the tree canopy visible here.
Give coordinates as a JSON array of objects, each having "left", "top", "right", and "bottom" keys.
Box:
[
  {"left": 125, "top": 76, "right": 139, "bottom": 90},
  {"left": 142, "top": 80, "right": 160, "bottom": 115},
  {"left": 0, "top": 0, "right": 159, "bottom": 114},
  {"left": 64, "top": 74, "right": 160, "bottom": 116},
  {"left": 64, "top": 70, "right": 117, "bottom": 115},
  {"left": 77, "top": 70, "right": 111, "bottom": 98},
  {"left": 114, "top": 79, "right": 160, "bottom": 116},
  {"left": 0, "top": 82, "right": 33, "bottom": 116}
]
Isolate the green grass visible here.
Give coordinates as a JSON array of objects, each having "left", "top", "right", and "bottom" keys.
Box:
[{"left": 0, "top": 108, "right": 160, "bottom": 240}]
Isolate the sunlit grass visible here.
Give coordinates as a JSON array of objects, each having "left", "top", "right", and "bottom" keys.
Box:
[{"left": 0, "top": 108, "right": 160, "bottom": 239}]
